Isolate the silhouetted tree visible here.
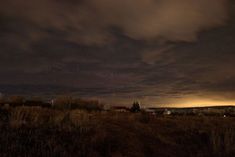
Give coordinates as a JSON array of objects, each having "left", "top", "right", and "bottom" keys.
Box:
[{"left": 130, "top": 101, "right": 141, "bottom": 112}]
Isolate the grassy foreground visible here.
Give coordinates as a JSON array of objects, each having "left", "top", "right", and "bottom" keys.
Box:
[{"left": 0, "top": 106, "right": 235, "bottom": 157}]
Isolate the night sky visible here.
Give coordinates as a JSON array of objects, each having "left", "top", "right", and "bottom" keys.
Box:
[{"left": 0, "top": 0, "right": 235, "bottom": 107}]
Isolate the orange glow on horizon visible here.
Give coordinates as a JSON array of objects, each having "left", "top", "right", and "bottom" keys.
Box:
[{"left": 159, "top": 98, "right": 235, "bottom": 108}]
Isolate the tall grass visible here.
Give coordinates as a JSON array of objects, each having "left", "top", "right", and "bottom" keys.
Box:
[{"left": 0, "top": 106, "right": 235, "bottom": 157}]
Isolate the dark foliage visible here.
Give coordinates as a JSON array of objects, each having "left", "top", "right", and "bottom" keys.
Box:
[{"left": 130, "top": 101, "right": 141, "bottom": 112}]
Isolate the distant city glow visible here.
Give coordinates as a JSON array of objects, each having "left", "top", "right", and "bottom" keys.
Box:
[{"left": 159, "top": 98, "right": 235, "bottom": 108}]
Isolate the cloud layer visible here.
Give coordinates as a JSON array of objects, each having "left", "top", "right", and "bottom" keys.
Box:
[
  {"left": 0, "top": 0, "right": 228, "bottom": 45},
  {"left": 0, "top": 0, "right": 235, "bottom": 106}
]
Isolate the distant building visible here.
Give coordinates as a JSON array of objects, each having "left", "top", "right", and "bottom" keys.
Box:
[
  {"left": 144, "top": 108, "right": 156, "bottom": 115},
  {"left": 111, "top": 106, "right": 130, "bottom": 112},
  {"left": 163, "top": 109, "right": 171, "bottom": 115},
  {"left": 202, "top": 108, "right": 225, "bottom": 116}
]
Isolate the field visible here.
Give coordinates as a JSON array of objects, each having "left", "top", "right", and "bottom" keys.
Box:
[{"left": 0, "top": 106, "right": 235, "bottom": 157}]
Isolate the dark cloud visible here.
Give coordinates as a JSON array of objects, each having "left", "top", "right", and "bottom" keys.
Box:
[
  {"left": 0, "top": 0, "right": 234, "bottom": 106},
  {"left": 0, "top": 0, "right": 229, "bottom": 45}
]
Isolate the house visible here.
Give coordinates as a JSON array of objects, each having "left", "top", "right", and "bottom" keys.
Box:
[
  {"left": 201, "top": 108, "right": 225, "bottom": 116},
  {"left": 171, "top": 108, "right": 195, "bottom": 115},
  {"left": 144, "top": 108, "right": 156, "bottom": 115},
  {"left": 111, "top": 106, "right": 130, "bottom": 112},
  {"left": 163, "top": 109, "right": 171, "bottom": 115}
]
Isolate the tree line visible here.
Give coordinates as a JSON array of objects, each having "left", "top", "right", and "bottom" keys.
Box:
[{"left": 0, "top": 95, "right": 104, "bottom": 111}]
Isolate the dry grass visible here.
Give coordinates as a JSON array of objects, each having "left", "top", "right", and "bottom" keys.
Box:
[{"left": 0, "top": 106, "right": 235, "bottom": 157}]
